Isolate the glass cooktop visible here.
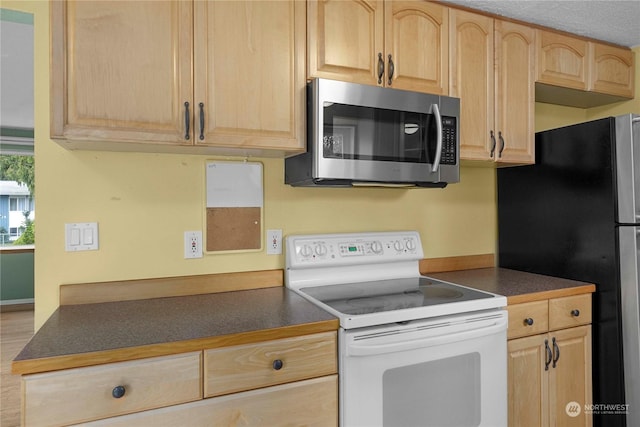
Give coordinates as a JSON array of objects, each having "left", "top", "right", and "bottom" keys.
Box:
[{"left": 299, "top": 277, "right": 493, "bottom": 316}]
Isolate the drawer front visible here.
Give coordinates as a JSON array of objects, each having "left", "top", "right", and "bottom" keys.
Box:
[
  {"left": 76, "top": 375, "right": 338, "bottom": 427},
  {"left": 204, "top": 331, "right": 337, "bottom": 397},
  {"left": 23, "top": 352, "right": 202, "bottom": 427},
  {"left": 549, "top": 293, "right": 592, "bottom": 330},
  {"left": 507, "top": 300, "right": 549, "bottom": 339}
]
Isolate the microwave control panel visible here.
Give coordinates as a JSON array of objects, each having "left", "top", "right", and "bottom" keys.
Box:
[{"left": 440, "top": 116, "right": 457, "bottom": 165}]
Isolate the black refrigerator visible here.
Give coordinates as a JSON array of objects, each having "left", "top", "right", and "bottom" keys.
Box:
[{"left": 497, "top": 114, "right": 639, "bottom": 427}]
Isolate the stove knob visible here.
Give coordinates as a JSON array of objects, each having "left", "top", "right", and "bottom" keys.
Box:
[
  {"left": 315, "top": 244, "right": 327, "bottom": 256},
  {"left": 371, "top": 241, "right": 383, "bottom": 254},
  {"left": 300, "top": 244, "right": 313, "bottom": 258},
  {"left": 393, "top": 240, "right": 404, "bottom": 252},
  {"left": 405, "top": 239, "right": 416, "bottom": 251}
]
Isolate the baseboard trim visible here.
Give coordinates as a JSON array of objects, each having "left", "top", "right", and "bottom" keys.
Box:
[
  {"left": 0, "top": 299, "right": 34, "bottom": 312},
  {"left": 420, "top": 254, "right": 495, "bottom": 274},
  {"left": 60, "top": 269, "right": 284, "bottom": 305}
]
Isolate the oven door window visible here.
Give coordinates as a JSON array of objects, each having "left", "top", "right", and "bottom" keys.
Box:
[
  {"left": 383, "top": 353, "right": 481, "bottom": 426},
  {"left": 322, "top": 102, "right": 436, "bottom": 163}
]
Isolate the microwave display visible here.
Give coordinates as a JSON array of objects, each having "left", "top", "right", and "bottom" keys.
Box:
[{"left": 322, "top": 102, "right": 456, "bottom": 166}]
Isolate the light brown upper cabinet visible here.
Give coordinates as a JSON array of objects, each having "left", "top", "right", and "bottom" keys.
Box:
[
  {"left": 450, "top": 10, "right": 535, "bottom": 164},
  {"left": 535, "top": 29, "right": 634, "bottom": 107},
  {"left": 307, "top": 0, "right": 449, "bottom": 95},
  {"left": 537, "top": 31, "right": 589, "bottom": 90},
  {"left": 590, "top": 42, "right": 635, "bottom": 98},
  {"left": 51, "top": 1, "right": 305, "bottom": 156}
]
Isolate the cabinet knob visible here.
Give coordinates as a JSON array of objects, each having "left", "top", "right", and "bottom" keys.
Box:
[
  {"left": 524, "top": 317, "right": 534, "bottom": 326},
  {"left": 272, "top": 359, "right": 284, "bottom": 371},
  {"left": 571, "top": 309, "right": 580, "bottom": 317},
  {"left": 112, "top": 385, "right": 126, "bottom": 399}
]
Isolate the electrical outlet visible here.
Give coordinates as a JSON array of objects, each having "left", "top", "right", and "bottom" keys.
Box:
[
  {"left": 266, "top": 229, "right": 282, "bottom": 255},
  {"left": 184, "top": 231, "right": 203, "bottom": 259}
]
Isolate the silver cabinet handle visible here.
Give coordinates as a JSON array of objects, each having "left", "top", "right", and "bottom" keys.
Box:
[
  {"left": 184, "top": 102, "right": 190, "bottom": 140},
  {"left": 545, "top": 339, "right": 552, "bottom": 371},
  {"left": 377, "top": 53, "right": 384, "bottom": 84},
  {"left": 431, "top": 104, "right": 443, "bottom": 173},
  {"left": 552, "top": 337, "right": 560, "bottom": 368},
  {"left": 498, "top": 131, "right": 505, "bottom": 158},
  {"left": 199, "top": 103, "right": 205, "bottom": 141},
  {"left": 490, "top": 130, "right": 496, "bottom": 158}
]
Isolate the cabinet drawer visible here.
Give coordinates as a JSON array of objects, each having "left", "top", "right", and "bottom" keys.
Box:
[
  {"left": 549, "top": 294, "right": 592, "bottom": 330},
  {"left": 204, "top": 331, "right": 337, "bottom": 397},
  {"left": 76, "top": 375, "right": 338, "bottom": 427},
  {"left": 23, "top": 352, "right": 202, "bottom": 427},
  {"left": 507, "top": 300, "right": 549, "bottom": 339}
]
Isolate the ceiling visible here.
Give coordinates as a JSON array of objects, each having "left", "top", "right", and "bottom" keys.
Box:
[{"left": 444, "top": 0, "right": 640, "bottom": 48}]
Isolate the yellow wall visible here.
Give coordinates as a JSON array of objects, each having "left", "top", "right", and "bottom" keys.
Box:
[
  {"left": 4, "top": 1, "right": 638, "bottom": 329},
  {"left": 7, "top": 1, "right": 497, "bottom": 328}
]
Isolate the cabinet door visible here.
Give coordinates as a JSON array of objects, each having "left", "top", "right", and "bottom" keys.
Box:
[
  {"left": 449, "top": 9, "right": 494, "bottom": 161},
  {"left": 508, "top": 334, "right": 549, "bottom": 427},
  {"left": 549, "top": 326, "right": 593, "bottom": 427},
  {"left": 307, "top": 0, "right": 384, "bottom": 85},
  {"left": 385, "top": 1, "right": 448, "bottom": 94},
  {"left": 536, "top": 30, "right": 589, "bottom": 91},
  {"left": 194, "top": 0, "right": 305, "bottom": 152},
  {"left": 494, "top": 20, "right": 535, "bottom": 165},
  {"left": 590, "top": 43, "right": 635, "bottom": 98},
  {"left": 51, "top": 1, "right": 193, "bottom": 145}
]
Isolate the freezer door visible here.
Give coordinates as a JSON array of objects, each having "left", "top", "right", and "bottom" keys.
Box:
[
  {"left": 615, "top": 114, "right": 640, "bottom": 224},
  {"left": 618, "top": 226, "right": 640, "bottom": 426}
]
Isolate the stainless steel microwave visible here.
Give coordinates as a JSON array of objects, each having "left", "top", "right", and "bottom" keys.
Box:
[{"left": 285, "top": 78, "right": 460, "bottom": 188}]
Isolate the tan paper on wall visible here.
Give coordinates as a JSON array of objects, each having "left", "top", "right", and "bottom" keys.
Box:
[{"left": 205, "top": 161, "right": 263, "bottom": 252}]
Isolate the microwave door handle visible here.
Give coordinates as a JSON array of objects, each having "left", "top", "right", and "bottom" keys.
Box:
[{"left": 431, "top": 104, "right": 443, "bottom": 173}]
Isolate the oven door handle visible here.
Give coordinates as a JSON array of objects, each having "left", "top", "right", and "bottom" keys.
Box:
[
  {"left": 347, "top": 317, "right": 507, "bottom": 357},
  {"left": 431, "top": 103, "right": 443, "bottom": 173}
]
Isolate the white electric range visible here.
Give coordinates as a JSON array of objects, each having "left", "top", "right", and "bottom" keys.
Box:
[{"left": 285, "top": 231, "right": 508, "bottom": 427}]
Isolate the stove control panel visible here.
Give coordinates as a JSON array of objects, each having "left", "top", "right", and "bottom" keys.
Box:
[{"left": 286, "top": 231, "right": 423, "bottom": 267}]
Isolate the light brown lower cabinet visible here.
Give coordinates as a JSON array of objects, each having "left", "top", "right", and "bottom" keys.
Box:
[
  {"left": 21, "top": 331, "right": 338, "bottom": 427},
  {"left": 76, "top": 375, "right": 338, "bottom": 427},
  {"left": 507, "top": 295, "right": 593, "bottom": 427}
]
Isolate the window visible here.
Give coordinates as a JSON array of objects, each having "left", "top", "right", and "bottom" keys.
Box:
[{"left": 9, "top": 196, "right": 32, "bottom": 212}]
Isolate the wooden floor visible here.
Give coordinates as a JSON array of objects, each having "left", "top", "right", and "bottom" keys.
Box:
[{"left": 1, "top": 310, "right": 34, "bottom": 427}]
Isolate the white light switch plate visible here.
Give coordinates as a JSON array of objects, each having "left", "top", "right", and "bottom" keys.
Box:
[{"left": 65, "top": 223, "right": 99, "bottom": 251}]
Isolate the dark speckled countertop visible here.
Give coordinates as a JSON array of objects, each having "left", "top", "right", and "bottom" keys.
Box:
[
  {"left": 429, "top": 267, "right": 595, "bottom": 304},
  {"left": 12, "top": 287, "right": 338, "bottom": 375}
]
